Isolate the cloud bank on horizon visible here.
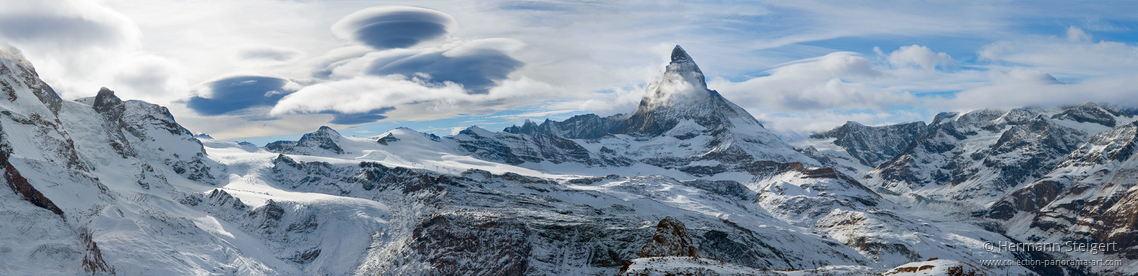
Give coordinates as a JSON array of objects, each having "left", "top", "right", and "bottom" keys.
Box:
[{"left": 1, "top": 0, "right": 1138, "bottom": 142}]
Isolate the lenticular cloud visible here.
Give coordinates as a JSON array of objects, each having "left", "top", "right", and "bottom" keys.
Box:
[{"left": 330, "top": 6, "right": 457, "bottom": 50}]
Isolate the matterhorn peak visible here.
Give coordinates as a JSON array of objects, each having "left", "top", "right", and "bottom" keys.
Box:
[
  {"left": 667, "top": 45, "right": 705, "bottom": 87},
  {"left": 638, "top": 45, "right": 712, "bottom": 111},
  {"left": 617, "top": 45, "right": 768, "bottom": 136}
]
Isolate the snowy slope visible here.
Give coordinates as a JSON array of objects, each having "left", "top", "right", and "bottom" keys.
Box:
[
  {"left": 864, "top": 106, "right": 1130, "bottom": 209},
  {"left": 11, "top": 43, "right": 1123, "bottom": 275},
  {"left": 987, "top": 121, "right": 1138, "bottom": 275}
]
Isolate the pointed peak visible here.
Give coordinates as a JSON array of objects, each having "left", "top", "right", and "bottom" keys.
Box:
[
  {"left": 93, "top": 87, "right": 123, "bottom": 114},
  {"left": 663, "top": 45, "right": 704, "bottom": 88},
  {"left": 316, "top": 126, "right": 339, "bottom": 134},
  {"left": 670, "top": 45, "right": 692, "bottom": 63},
  {"left": 97, "top": 87, "right": 115, "bottom": 97},
  {"left": 307, "top": 126, "right": 343, "bottom": 139}
]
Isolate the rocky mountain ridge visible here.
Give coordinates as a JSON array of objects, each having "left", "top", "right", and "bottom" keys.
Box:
[{"left": 6, "top": 43, "right": 1138, "bottom": 275}]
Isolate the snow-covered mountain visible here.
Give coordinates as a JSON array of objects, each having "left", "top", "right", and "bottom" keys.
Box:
[
  {"left": 985, "top": 120, "right": 1138, "bottom": 274},
  {"left": 8, "top": 43, "right": 1138, "bottom": 275},
  {"left": 863, "top": 106, "right": 1130, "bottom": 208}
]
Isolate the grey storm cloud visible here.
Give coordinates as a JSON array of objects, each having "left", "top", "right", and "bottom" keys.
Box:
[
  {"left": 331, "top": 6, "right": 457, "bottom": 50},
  {"left": 187, "top": 76, "right": 297, "bottom": 116},
  {"left": 364, "top": 48, "right": 523, "bottom": 94}
]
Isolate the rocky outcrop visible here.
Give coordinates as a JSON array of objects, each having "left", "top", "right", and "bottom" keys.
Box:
[
  {"left": 503, "top": 115, "right": 625, "bottom": 140},
  {"left": 3, "top": 156, "right": 64, "bottom": 217},
  {"left": 452, "top": 126, "right": 606, "bottom": 166},
  {"left": 872, "top": 108, "right": 1091, "bottom": 206},
  {"left": 990, "top": 121, "right": 1138, "bottom": 267},
  {"left": 1051, "top": 102, "right": 1132, "bottom": 128},
  {"left": 265, "top": 126, "right": 346, "bottom": 155},
  {"left": 811, "top": 121, "right": 929, "bottom": 167},
  {"left": 618, "top": 46, "right": 763, "bottom": 137},
  {"left": 640, "top": 217, "right": 705, "bottom": 258},
  {"left": 410, "top": 213, "right": 532, "bottom": 276},
  {"left": 82, "top": 87, "right": 221, "bottom": 184}
]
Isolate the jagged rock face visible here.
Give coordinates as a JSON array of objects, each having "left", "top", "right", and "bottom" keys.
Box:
[
  {"left": 0, "top": 48, "right": 62, "bottom": 116},
  {"left": 0, "top": 44, "right": 1081, "bottom": 275},
  {"left": 376, "top": 133, "right": 399, "bottom": 145},
  {"left": 486, "top": 45, "right": 813, "bottom": 174},
  {"left": 0, "top": 45, "right": 265, "bottom": 274},
  {"left": 452, "top": 126, "right": 606, "bottom": 166},
  {"left": 82, "top": 87, "right": 222, "bottom": 184},
  {"left": 871, "top": 108, "right": 1091, "bottom": 206},
  {"left": 271, "top": 154, "right": 461, "bottom": 194},
  {"left": 1051, "top": 102, "right": 1133, "bottom": 128},
  {"left": 618, "top": 46, "right": 762, "bottom": 137},
  {"left": 265, "top": 126, "right": 346, "bottom": 155},
  {"left": 274, "top": 157, "right": 884, "bottom": 274},
  {"left": 503, "top": 114, "right": 626, "bottom": 140},
  {"left": 410, "top": 213, "right": 532, "bottom": 276},
  {"left": 640, "top": 216, "right": 704, "bottom": 258},
  {"left": 810, "top": 121, "right": 928, "bottom": 167},
  {"left": 1057, "top": 121, "right": 1137, "bottom": 167},
  {"left": 990, "top": 122, "right": 1138, "bottom": 270}
]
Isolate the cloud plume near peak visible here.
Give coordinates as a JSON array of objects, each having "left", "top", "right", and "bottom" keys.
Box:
[{"left": 6, "top": 1, "right": 1138, "bottom": 141}]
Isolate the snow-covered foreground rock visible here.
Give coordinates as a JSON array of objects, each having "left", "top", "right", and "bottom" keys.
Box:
[{"left": 4, "top": 44, "right": 1135, "bottom": 275}]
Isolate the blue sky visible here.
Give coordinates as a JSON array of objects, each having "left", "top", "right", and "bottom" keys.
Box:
[{"left": 2, "top": 0, "right": 1138, "bottom": 145}]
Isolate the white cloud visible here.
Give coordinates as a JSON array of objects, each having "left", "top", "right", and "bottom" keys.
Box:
[
  {"left": 1066, "top": 26, "right": 1091, "bottom": 43},
  {"left": 933, "top": 71, "right": 1138, "bottom": 110},
  {"left": 887, "top": 45, "right": 955, "bottom": 70},
  {"left": 756, "top": 109, "right": 930, "bottom": 138},
  {"left": 6, "top": 0, "right": 1138, "bottom": 140},
  {"left": 271, "top": 75, "right": 466, "bottom": 116},
  {"left": 709, "top": 52, "right": 915, "bottom": 112},
  {"left": 978, "top": 27, "right": 1138, "bottom": 78}
]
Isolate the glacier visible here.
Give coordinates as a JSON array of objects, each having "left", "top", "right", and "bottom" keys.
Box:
[{"left": 4, "top": 44, "right": 1136, "bottom": 275}]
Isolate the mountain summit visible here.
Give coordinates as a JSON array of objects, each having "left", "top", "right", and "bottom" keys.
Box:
[
  {"left": 619, "top": 45, "right": 764, "bottom": 136},
  {"left": 639, "top": 45, "right": 708, "bottom": 111}
]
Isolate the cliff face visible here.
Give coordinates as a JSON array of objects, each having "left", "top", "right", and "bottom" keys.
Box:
[
  {"left": 990, "top": 121, "right": 1138, "bottom": 268},
  {"left": 12, "top": 43, "right": 1138, "bottom": 275},
  {"left": 640, "top": 217, "right": 705, "bottom": 258}
]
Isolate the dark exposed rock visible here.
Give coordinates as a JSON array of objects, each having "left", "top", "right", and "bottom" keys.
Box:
[
  {"left": 376, "top": 133, "right": 399, "bottom": 145},
  {"left": 504, "top": 115, "right": 626, "bottom": 140},
  {"left": 3, "top": 159, "right": 65, "bottom": 217},
  {"left": 987, "top": 179, "right": 1065, "bottom": 220},
  {"left": 874, "top": 109, "right": 1089, "bottom": 204},
  {"left": 265, "top": 126, "right": 346, "bottom": 155},
  {"left": 411, "top": 213, "right": 532, "bottom": 276},
  {"left": 1051, "top": 102, "right": 1131, "bottom": 128},
  {"left": 992, "top": 121, "right": 1138, "bottom": 266},
  {"left": 680, "top": 179, "right": 751, "bottom": 201},
  {"left": 289, "top": 248, "right": 321, "bottom": 265},
  {"left": 271, "top": 154, "right": 461, "bottom": 194},
  {"left": 640, "top": 216, "right": 705, "bottom": 258},
  {"left": 811, "top": 121, "right": 929, "bottom": 167},
  {"left": 454, "top": 127, "right": 606, "bottom": 166},
  {"left": 79, "top": 228, "right": 115, "bottom": 275}
]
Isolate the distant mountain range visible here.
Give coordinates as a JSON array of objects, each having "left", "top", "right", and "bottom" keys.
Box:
[{"left": 2, "top": 44, "right": 1133, "bottom": 275}]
